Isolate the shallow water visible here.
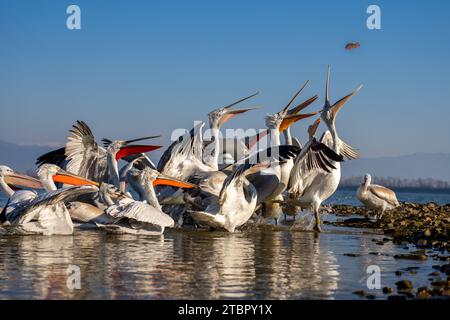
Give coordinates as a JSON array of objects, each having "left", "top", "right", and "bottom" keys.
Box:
[
  {"left": 0, "top": 190, "right": 449, "bottom": 299},
  {"left": 0, "top": 222, "right": 446, "bottom": 300}
]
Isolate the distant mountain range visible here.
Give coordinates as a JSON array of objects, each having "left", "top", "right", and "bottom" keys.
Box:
[
  {"left": 1, "top": 140, "right": 449, "bottom": 183},
  {"left": 340, "top": 153, "right": 450, "bottom": 182},
  {"left": 0, "top": 140, "right": 53, "bottom": 173}
]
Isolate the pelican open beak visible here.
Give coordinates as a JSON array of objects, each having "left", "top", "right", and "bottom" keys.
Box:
[
  {"left": 53, "top": 169, "right": 99, "bottom": 186},
  {"left": 153, "top": 175, "right": 197, "bottom": 189},
  {"left": 288, "top": 95, "right": 319, "bottom": 116},
  {"left": 330, "top": 84, "right": 364, "bottom": 119},
  {"left": 218, "top": 106, "right": 262, "bottom": 127},
  {"left": 4, "top": 171, "right": 44, "bottom": 190},
  {"left": 279, "top": 111, "right": 320, "bottom": 132},
  {"left": 217, "top": 91, "right": 260, "bottom": 127},
  {"left": 116, "top": 145, "right": 163, "bottom": 161}
]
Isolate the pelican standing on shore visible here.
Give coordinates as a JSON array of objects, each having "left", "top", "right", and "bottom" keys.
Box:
[{"left": 356, "top": 173, "right": 400, "bottom": 219}]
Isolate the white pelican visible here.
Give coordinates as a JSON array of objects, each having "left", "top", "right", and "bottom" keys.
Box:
[
  {"left": 190, "top": 163, "right": 268, "bottom": 232},
  {"left": 96, "top": 167, "right": 197, "bottom": 234},
  {"left": 287, "top": 66, "right": 362, "bottom": 231},
  {"left": 356, "top": 174, "right": 400, "bottom": 219},
  {"left": 36, "top": 120, "right": 162, "bottom": 188},
  {"left": 248, "top": 98, "right": 318, "bottom": 224},
  {"left": 0, "top": 165, "right": 98, "bottom": 235}
]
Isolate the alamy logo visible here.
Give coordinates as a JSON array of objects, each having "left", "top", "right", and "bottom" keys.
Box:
[
  {"left": 366, "top": 265, "right": 381, "bottom": 289},
  {"left": 66, "top": 264, "right": 81, "bottom": 290},
  {"left": 66, "top": 5, "right": 81, "bottom": 30},
  {"left": 367, "top": 5, "right": 381, "bottom": 30}
]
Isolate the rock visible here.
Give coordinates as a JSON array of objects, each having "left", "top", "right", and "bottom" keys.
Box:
[
  {"left": 344, "top": 253, "right": 360, "bottom": 257},
  {"left": 352, "top": 290, "right": 366, "bottom": 296},
  {"left": 416, "top": 239, "right": 429, "bottom": 247},
  {"left": 416, "top": 287, "right": 432, "bottom": 299},
  {"left": 431, "top": 280, "right": 447, "bottom": 288},
  {"left": 443, "top": 289, "right": 450, "bottom": 297},
  {"left": 396, "top": 280, "right": 413, "bottom": 290},
  {"left": 394, "top": 253, "right": 428, "bottom": 261},
  {"left": 429, "top": 271, "right": 440, "bottom": 276},
  {"left": 382, "top": 287, "right": 393, "bottom": 294},
  {"left": 365, "top": 295, "right": 376, "bottom": 300},
  {"left": 424, "top": 229, "right": 431, "bottom": 237},
  {"left": 395, "top": 271, "right": 403, "bottom": 276}
]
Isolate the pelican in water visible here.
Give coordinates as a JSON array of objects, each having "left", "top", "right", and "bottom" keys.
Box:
[
  {"left": 36, "top": 120, "right": 162, "bottom": 188},
  {"left": 357, "top": 174, "right": 400, "bottom": 219},
  {"left": 190, "top": 163, "right": 269, "bottom": 232},
  {"left": 283, "top": 118, "right": 343, "bottom": 220},
  {"left": 248, "top": 92, "right": 319, "bottom": 224},
  {"left": 95, "top": 167, "right": 197, "bottom": 234},
  {"left": 287, "top": 66, "right": 362, "bottom": 231},
  {"left": 0, "top": 165, "right": 98, "bottom": 235}
]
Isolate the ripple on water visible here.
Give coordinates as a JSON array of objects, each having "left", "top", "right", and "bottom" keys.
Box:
[{"left": 0, "top": 225, "right": 447, "bottom": 299}]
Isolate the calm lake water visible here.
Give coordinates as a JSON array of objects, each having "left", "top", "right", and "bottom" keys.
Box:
[{"left": 0, "top": 189, "right": 449, "bottom": 300}]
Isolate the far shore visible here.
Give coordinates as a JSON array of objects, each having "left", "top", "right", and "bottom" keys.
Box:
[{"left": 338, "top": 186, "right": 450, "bottom": 194}]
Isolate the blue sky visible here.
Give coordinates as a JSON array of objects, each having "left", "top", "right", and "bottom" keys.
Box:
[{"left": 1, "top": 0, "right": 449, "bottom": 157}]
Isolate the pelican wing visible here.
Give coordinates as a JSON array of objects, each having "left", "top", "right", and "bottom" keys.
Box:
[
  {"left": 65, "top": 121, "right": 109, "bottom": 182},
  {"left": 241, "top": 145, "right": 301, "bottom": 165},
  {"left": 107, "top": 201, "right": 175, "bottom": 227},
  {"left": 320, "top": 130, "right": 360, "bottom": 160},
  {"left": 369, "top": 185, "right": 399, "bottom": 207},
  {"left": 11, "top": 185, "right": 99, "bottom": 225},
  {"left": 288, "top": 139, "right": 343, "bottom": 195},
  {"left": 158, "top": 123, "right": 205, "bottom": 173},
  {"left": 36, "top": 147, "right": 67, "bottom": 167},
  {"left": 190, "top": 211, "right": 225, "bottom": 229}
]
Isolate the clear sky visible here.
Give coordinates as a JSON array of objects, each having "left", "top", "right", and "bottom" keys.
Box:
[{"left": 1, "top": 0, "right": 449, "bottom": 157}]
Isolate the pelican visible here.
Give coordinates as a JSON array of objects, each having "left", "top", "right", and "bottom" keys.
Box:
[
  {"left": 247, "top": 92, "right": 319, "bottom": 224},
  {"left": 356, "top": 174, "right": 400, "bottom": 219},
  {"left": 190, "top": 163, "right": 268, "bottom": 232},
  {"left": 287, "top": 66, "right": 362, "bottom": 231},
  {"left": 0, "top": 165, "right": 98, "bottom": 235},
  {"left": 96, "top": 167, "right": 197, "bottom": 234},
  {"left": 36, "top": 120, "right": 162, "bottom": 188}
]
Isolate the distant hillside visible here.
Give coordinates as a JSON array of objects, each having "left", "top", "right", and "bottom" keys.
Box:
[
  {"left": 341, "top": 153, "right": 450, "bottom": 182},
  {"left": 340, "top": 176, "right": 450, "bottom": 190},
  {"left": 0, "top": 140, "right": 53, "bottom": 172},
  {"left": 1, "top": 140, "right": 450, "bottom": 184}
]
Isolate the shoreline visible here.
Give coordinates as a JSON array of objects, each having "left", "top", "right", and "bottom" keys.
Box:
[{"left": 327, "top": 202, "right": 449, "bottom": 299}]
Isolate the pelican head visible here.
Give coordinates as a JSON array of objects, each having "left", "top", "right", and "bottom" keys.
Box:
[
  {"left": 307, "top": 118, "right": 321, "bottom": 139},
  {"left": 104, "top": 136, "right": 162, "bottom": 161},
  {"left": 0, "top": 165, "right": 14, "bottom": 178},
  {"left": 208, "top": 92, "right": 260, "bottom": 129},
  {"left": 37, "top": 163, "right": 98, "bottom": 189},
  {"left": 266, "top": 109, "right": 319, "bottom": 133},
  {"left": 320, "top": 65, "right": 363, "bottom": 127},
  {"left": 0, "top": 165, "right": 43, "bottom": 189},
  {"left": 266, "top": 82, "right": 320, "bottom": 132},
  {"left": 137, "top": 167, "right": 197, "bottom": 189},
  {"left": 364, "top": 173, "right": 372, "bottom": 184}
]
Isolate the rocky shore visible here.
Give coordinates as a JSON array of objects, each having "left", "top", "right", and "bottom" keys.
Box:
[{"left": 327, "top": 202, "right": 450, "bottom": 299}]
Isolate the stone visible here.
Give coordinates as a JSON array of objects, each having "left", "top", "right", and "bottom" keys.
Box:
[
  {"left": 396, "top": 280, "right": 413, "bottom": 290},
  {"left": 382, "top": 287, "right": 393, "bottom": 294}
]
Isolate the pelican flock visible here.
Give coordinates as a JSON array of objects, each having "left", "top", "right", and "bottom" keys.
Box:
[{"left": 0, "top": 66, "right": 393, "bottom": 236}]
